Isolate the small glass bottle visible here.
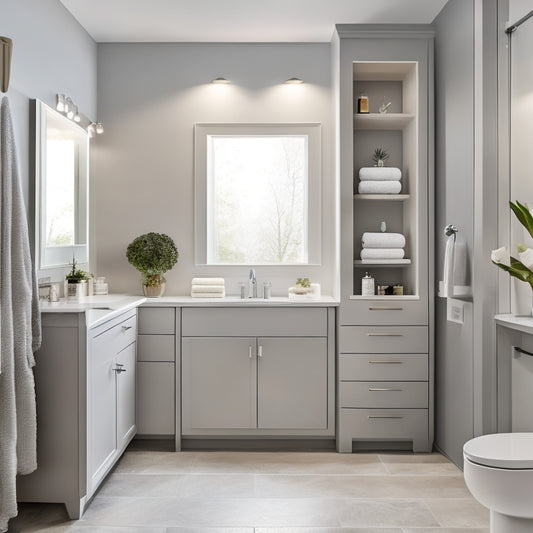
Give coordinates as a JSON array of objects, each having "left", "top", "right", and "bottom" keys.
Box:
[
  {"left": 357, "top": 94, "right": 369, "bottom": 114},
  {"left": 263, "top": 281, "right": 272, "bottom": 299},
  {"left": 361, "top": 272, "right": 375, "bottom": 296}
]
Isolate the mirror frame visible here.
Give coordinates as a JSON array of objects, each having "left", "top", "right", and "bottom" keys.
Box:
[{"left": 33, "top": 99, "right": 89, "bottom": 276}]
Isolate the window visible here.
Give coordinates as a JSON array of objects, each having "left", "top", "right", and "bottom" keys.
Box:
[{"left": 195, "top": 123, "right": 321, "bottom": 265}]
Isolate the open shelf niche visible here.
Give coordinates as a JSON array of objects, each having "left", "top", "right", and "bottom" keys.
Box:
[{"left": 352, "top": 61, "right": 419, "bottom": 298}]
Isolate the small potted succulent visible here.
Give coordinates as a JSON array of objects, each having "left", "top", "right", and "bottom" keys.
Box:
[{"left": 126, "top": 232, "right": 179, "bottom": 297}]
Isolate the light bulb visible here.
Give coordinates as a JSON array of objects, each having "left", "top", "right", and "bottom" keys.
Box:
[
  {"left": 284, "top": 77, "right": 304, "bottom": 84},
  {"left": 73, "top": 106, "right": 81, "bottom": 123},
  {"left": 87, "top": 123, "right": 96, "bottom": 138},
  {"left": 211, "top": 77, "right": 230, "bottom": 84},
  {"left": 65, "top": 97, "right": 74, "bottom": 118},
  {"left": 95, "top": 123, "right": 104, "bottom": 134},
  {"left": 56, "top": 94, "right": 65, "bottom": 112}
]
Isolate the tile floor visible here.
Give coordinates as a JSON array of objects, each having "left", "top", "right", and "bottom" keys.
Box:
[{"left": 9, "top": 448, "right": 489, "bottom": 533}]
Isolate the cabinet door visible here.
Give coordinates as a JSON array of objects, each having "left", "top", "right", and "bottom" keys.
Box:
[
  {"left": 257, "top": 337, "right": 327, "bottom": 430},
  {"left": 88, "top": 340, "right": 117, "bottom": 493},
  {"left": 137, "top": 361, "right": 175, "bottom": 435},
  {"left": 182, "top": 337, "right": 256, "bottom": 432},
  {"left": 116, "top": 342, "right": 137, "bottom": 452}
]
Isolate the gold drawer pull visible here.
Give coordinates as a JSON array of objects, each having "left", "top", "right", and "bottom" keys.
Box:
[
  {"left": 368, "top": 360, "right": 403, "bottom": 364},
  {"left": 368, "top": 388, "right": 403, "bottom": 392},
  {"left": 367, "top": 333, "right": 403, "bottom": 337},
  {"left": 368, "top": 307, "right": 404, "bottom": 311},
  {"left": 367, "top": 415, "right": 403, "bottom": 420}
]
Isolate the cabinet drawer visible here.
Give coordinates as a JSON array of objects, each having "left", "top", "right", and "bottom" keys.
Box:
[
  {"left": 340, "top": 408, "right": 428, "bottom": 443},
  {"left": 92, "top": 314, "right": 137, "bottom": 357},
  {"left": 339, "top": 326, "right": 427, "bottom": 353},
  {"left": 138, "top": 307, "right": 175, "bottom": 335},
  {"left": 137, "top": 335, "right": 175, "bottom": 362},
  {"left": 340, "top": 381, "right": 428, "bottom": 409},
  {"left": 182, "top": 307, "right": 327, "bottom": 337},
  {"left": 339, "top": 353, "right": 428, "bottom": 381},
  {"left": 339, "top": 299, "right": 428, "bottom": 326}
]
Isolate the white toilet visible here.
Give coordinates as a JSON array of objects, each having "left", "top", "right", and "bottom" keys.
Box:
[{"left": 463, "top": 433, "right": 533, "bottom": 532}]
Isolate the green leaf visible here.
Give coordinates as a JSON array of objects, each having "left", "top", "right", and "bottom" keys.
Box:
[
  {"left": 510, "top": 201, "right": 533, "bottom": 240},
  {"left": 493, "top": 257, "right": 533, "bottom": 289}
]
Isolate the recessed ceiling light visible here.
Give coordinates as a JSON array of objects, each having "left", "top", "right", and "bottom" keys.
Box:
[
  {"left": 211, "top": 77, "right": 230, "bottom": 84},
  {"left": 284, "top": 77, "right": 303, "bottom": 84}
]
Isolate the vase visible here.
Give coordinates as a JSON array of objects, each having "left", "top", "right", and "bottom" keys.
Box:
[{"left": 142, "top": 281, "right": 166, "bottom": 298}]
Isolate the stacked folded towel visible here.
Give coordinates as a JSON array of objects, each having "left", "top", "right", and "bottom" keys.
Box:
[
  {"left": 358, "top": 167, "right": 402, "bottom": 195},
  {"left": 361, "top": 232, "right": 406, "bottom": 261},
  {"left": 191, "top": 277, "right": 225, "bottom": 298}
]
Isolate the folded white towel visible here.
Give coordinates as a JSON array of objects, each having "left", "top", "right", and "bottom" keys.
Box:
[
  {"left": 360, "top": 248, "right": 405, "bottom": 260},
  {"left": 362, "top": 232, "right": 406, "bottom": 249},
  {"left": 190, "top": 284, "right": 225, "bottom": 293},
  {"left": 358, "top": 180, "right": 402, "bottom": 194},
  {"left": 191, "top": 290, "right": 226, "bottom": 298},
  {"left": 359, "top": 167, "right": 402, "bottom": 181},
  {"left": 191, "top": 277, "right": 225, "bottom": 286}
]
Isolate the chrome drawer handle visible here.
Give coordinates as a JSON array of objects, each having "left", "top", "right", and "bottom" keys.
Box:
[
  {"left": 122, "top": 325, "right": 133, "bottom": 331},
  {"left": 367, "top": 415, "right": 403, "bottom": 419},
  {"left": 367, "top": 333, "right": 403, "bottom": 337},
  {"left": 514, "top": 346, "right": 533, "bottom": 357},
  {"left": 368, "top": 307, "right": 404, "bottom": 311},
  {"left": 258, "top": 345, "right": 263, "bottom": 358},
  {"left": 368, "top": 388, "right": 403, "bottom": 392},
  {"left": 368, "top": 360, "right": 403, "bottom": 364},
  {"left": 249, "top": 346, "right": 253, "bottom": 359},
  {"left": 113, "top": 367, "right": 127, "bottom": 373}
]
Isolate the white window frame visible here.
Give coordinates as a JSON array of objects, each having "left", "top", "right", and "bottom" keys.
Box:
[{"left": 194, "top": 123, "right": 322, "bottom": 266}]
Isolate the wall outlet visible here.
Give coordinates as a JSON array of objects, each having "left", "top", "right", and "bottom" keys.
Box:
[{"left": 447, "top": 298, "right": 464, "bottom": 324}]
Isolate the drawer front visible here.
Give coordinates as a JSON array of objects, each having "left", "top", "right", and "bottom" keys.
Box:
[
  {"left": 339, "top": 326, "right": 428, "bottom": 354},
  {"left": 340, "top": 381, "right": 428, "bottom": 409},
  {"left": 138, "top": 307, "right": 175, "bottom": 335},
  {"left": 182, "top": 307, "right": 327, "bottom": 337},
  {"left": 340, "top": 408, "right": 428, "bottom": 442},
  {"left": 92, "top": 313, "right": 137, "bottom": 357},
  {"left": 339, "top": 299, "right": 428, "bottom": 326},
  {"left": 137, "top": 334, "right": 175, "bottom": 362},
  {"left": 339, "top": 353, "right": 428, "bottom": 381}
]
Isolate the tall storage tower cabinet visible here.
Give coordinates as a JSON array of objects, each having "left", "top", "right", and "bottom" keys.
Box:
[{"left": 333, "top": 25, "right": 434, "bottom": 453}]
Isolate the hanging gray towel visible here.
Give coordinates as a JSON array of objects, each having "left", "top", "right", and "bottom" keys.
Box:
[{"left": 0, "top": 96, "right": 42, "bottom": 533}]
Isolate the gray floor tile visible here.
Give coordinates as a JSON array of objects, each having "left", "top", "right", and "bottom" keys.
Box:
[
  {"left": 379, "top": 454, "right": 462, "bottom": 476},
  {"left": 256, "top": 529, "right": 402, "bottom": 532},
  {"left": 338, "top": 499, "right": 439, "bottom": 528},
  {"left": 401, "top": 528, "right": 490, "bottom": 533},
  {"left": 254, "top": 474, "right": 470, "bottom": 499},
  {"left": 113, "top": 451, "right": 197, "bottom": 474},
  {"left": 423, "top": 499, "right": 490, "bottom": 528},
  {"left": 166, "top": 529, "right": 253, "bottom": 533}
]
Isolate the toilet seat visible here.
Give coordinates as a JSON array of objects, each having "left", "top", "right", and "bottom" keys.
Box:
[{"left": 463, "top": 433, "right": 533, "bottom": 469}]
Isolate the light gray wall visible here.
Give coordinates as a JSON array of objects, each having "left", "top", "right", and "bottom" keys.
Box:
[
  {"left": 0, "top": 0, "right": 97, "bottom": 234},
  {"left": 434, "top": 0, "right": 475, "bottom": 468},
  {"left": 93, "top": 43, "right": 334, "bottom": 296}
]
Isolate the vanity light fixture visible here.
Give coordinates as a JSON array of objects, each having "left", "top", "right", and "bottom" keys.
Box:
[
  {"left": 284, "top": 77, "right": 304, "bottom": 84},
  {"left": 55, "top": 93, "right": 103, "bottom": 135},
  {"left": 211, "top": 77, "right": 230, "bottom": 84}
]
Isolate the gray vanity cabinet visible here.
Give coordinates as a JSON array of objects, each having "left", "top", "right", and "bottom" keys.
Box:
[
  {"left": 181, "top": 307, "right": 335, "bottom": 438},
  {"left": 136, "top": 307, "right": 179, "bottom": 446}
]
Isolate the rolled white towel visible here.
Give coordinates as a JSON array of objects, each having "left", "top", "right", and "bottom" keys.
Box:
[
  {"left": 191, "top": 289, "right": 226, "bottom": 298},
  {"left": 360, "top": 248, "right": 405, "bottom": 260},
  {"left": 359, "top": 167, "right": 402, "bottom": 181},
  {"left": 190, "top": 284, "right": 225, "bottom": 293},
  {"left": 358, "top": 180, "right": 402, "bottom": 195},
  {"left": 362, "top": 232, "right": 406, "bottom": 249},
  {"left": 191, "top": 277, "right": 225, "bottom": 286}
]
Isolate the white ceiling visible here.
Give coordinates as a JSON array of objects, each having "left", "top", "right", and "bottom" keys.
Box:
[{"left": 60, "top": 0, "right": 448, "bottom": 43}]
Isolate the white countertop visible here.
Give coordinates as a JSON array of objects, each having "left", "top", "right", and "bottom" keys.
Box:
[
  {"left": 140, "top": 295, "right": 339, "bottom": 307},
  {"left": 495, "top": 314, "right": 533, "bottom": 335},
  {"left": 39, "top": 294, "right": 147, "bottom": 329}
]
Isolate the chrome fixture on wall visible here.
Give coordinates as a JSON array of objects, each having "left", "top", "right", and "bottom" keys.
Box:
[{"left": 55, "top": 93, "right": 103, "bottom": 136}]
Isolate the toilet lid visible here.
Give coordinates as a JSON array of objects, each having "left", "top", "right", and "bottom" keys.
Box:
[{"left": 463, "top": 433, "right": 533, "bottom": 469}]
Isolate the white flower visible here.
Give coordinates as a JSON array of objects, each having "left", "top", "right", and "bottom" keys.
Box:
[
  {"left": 519, "top": 248, "right": 533, "bottom": 270},
  {"left": 491, "top": 246, "right": 510, "bottom": 266}
]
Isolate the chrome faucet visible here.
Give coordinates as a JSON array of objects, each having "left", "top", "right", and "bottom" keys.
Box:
[{"left": 248, "top": 268, "right": 257, "bottom": 298}]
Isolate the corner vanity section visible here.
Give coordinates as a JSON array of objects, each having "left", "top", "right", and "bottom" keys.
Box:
[
  {"left": 17, "top": 296, "right": 146, "bottom": 519},
  {"left": 138, "top": 297, "right": 337, "bottom": 448}
]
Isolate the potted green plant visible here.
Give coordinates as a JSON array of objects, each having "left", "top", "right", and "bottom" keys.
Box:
[
  {"left": 492, "top": 201, "right": 533, "bottom": 313},
  {"left": 65, "top": 258, "right": 91, "bottom": 300},
  {"left": 126, "top": 232, "right": 179, "bottom": 297},
  {"left": 372, "top": 147, "right": 389, "bottom": 167}
]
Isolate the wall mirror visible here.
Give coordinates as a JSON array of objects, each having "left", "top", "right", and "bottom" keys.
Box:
[{"left": 33, "top": 99, "right": 89, "bottom": 275}]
